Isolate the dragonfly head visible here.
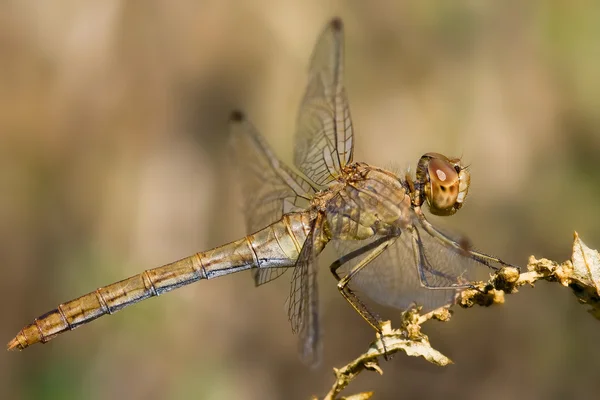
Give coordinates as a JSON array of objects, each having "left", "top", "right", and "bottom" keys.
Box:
[{"left": 417, "top": 153, "right": 470, "bottom": 216}]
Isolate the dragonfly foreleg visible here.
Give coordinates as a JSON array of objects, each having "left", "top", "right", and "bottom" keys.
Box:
[
  {"left": 467, "top": 249, "right": 521, "bottom": 272},
  {"left": 416, "top": 213, "right": 519, "bottom": 272}
]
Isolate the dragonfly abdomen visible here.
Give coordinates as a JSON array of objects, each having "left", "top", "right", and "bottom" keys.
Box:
[
  {"left": 8, "top": 256, "right": 208, "bottom": 350},
  {"left": 8, "top": 212, "right": 313, "bottom": 351}
]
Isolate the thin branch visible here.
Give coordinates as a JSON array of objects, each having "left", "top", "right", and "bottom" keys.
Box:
[{"left": 322, "top": 232, "right": 600, "bottom": 399}]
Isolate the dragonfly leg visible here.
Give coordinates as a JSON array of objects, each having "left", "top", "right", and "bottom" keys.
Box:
[
  {"left": 330, "top": 238, "right": 397, "bottom": 361},
  {"left": 329, "top": 236, "right": 391, "bottom": 281},
  {"left": 416, "top": 211, "right": 519, "bottom": 272},
  {"left": 329, "top": 237, "right": 395, "bottom": 332},
  {"left": 468, "top": 249, "right": 521, "bottom": 272},
  {"left": 410, "top": 227, "right": 472, "bottom": 290}
]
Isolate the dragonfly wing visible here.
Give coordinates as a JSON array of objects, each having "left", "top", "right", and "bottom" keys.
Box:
[
  {"left": 288, "top": 225, "right": 321, "bottom": 366},
  {"left": 333, "top": 225, "right": 478, "bottom": 312},
  {"left": 253, "top": 268, "right": 289, "bottom": 287},
  {"left": 230, "top": 111, "right": 315, "bottom": 232},
  {"left": 294, "top": 18, "right": 353, "bottom": 187},
  {"left": 230, "top": 111, "right": 316, "bottom": 286}
]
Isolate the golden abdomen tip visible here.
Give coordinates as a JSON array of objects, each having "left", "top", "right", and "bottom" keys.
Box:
[{"left": 7, "top": 335, "right": 23, "bottom": 351}]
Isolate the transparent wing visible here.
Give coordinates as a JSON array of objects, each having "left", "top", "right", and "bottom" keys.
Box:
[
  {"left": 294, "top": 18, "right": 353, "bottom": 187},
  {"left": 333, "top": 224, "right": 481, "bottom": 312},
  {"left": 229, "top": 111, "right": 316, "bottom": 286},
  {"left": 288, "top": 226, "right": 321, "bottom": 366},
  {"left": 253, "top": 268, "right": 289, "bottom": 287}
]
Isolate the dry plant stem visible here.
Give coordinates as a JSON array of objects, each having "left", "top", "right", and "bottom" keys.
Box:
[
  {"left": 459, "top": 233, "right": 600, "bottom": 315},
  {"left": 322, "top": 232, "right": 600, "bottom": 400},
  {"left": 323, "top": 311, "right": 453, "bottom": 400}
]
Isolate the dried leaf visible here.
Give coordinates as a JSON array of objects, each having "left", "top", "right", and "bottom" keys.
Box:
[
  {"left": 571, "top": 231, "right": 600, "bottom": 295},
  {"left": 367, "top": 322, "right": 452, "bottom": 367}
]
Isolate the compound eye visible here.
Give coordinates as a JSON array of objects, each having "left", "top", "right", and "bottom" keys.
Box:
[
  {"left": 427, "top": 158, "right": 459, "bottom": 212},
  {"left": 423, "top": 158, "right": 469, "bottom": 217}
]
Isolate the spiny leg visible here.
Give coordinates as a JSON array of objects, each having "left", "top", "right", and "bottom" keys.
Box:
[
  {"left": 329, "top": 236, "right": 395, "bottom": 333},
  {"left": 417, "top": 213, "right": 519, "bottom": 272},
  {"left": 467, "top": 248, "right": 520, "bottom": 272},
  {"left": 409, "top": 227, "right": 473, "bottom": 291}
]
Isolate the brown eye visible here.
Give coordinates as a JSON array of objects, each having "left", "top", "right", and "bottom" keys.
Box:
[{"left": 422, "top": 155, "right": 471, "bottom": 216}]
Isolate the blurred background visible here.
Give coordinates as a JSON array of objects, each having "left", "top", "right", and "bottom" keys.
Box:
[{"left": 2, "top": 1, "right": 600, "bottom": 399}]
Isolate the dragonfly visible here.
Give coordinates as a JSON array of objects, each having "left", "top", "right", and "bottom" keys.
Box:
[{"left": 8, "top": 18, "right": 514, "bottom": 365}]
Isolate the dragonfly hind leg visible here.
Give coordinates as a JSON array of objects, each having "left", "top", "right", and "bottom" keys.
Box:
[{"left": 329, "top": 236, "right": 396, "bottom": 332}]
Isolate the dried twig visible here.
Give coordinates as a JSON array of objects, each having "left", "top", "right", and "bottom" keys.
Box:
[{"left": 322, "top": 232, "right": 600, "bottom": 399}]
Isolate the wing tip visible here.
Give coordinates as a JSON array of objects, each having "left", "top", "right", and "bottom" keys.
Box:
[
  {"left": 230, "top": 109, "right": 245, "bottom": 122},
  {"left": 330, "top": 17, "right": 343, "bottom": 32}
]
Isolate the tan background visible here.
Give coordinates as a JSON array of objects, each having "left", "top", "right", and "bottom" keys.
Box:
[{"left": 2, "top": 1, "right": 600, "bottom": 399}]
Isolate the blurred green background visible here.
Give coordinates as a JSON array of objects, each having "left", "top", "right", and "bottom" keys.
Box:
[{"left": 2, "top": 1, "right": 600, "bottom": 399}]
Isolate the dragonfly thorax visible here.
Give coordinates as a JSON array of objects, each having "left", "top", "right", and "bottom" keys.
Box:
[{"left": 323, "top": 164, "right": 411, "bottom": 241}]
